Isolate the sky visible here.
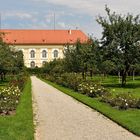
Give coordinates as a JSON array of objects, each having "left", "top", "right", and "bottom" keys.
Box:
[{"left": 0, "top": 0, "right": 140, "bottom": 39}]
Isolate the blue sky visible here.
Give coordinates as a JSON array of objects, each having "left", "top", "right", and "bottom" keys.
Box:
[{"left": 1, "top": 0, "right": 140, "bottom": 39}]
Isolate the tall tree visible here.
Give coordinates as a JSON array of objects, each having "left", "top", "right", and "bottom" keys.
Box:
[
  {"left": 64, "top": 40, "right": 97, "bottom": 79},
  {"left": 97, "top": 6, "right": 140, "bottom": 86},
  {"left": 0, "top": 32, "right": 24, "bottom": 80}
]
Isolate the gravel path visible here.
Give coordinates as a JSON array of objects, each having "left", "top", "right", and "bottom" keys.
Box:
[{"left": 31, "top": 76, "right": 139, "bottom": 140}]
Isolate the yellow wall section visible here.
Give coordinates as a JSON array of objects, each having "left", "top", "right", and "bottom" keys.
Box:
[{"left": 13, "top": 44, "right": 64, "bottom": 67}]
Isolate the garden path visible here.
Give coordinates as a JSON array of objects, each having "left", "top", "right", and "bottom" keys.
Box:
[{"left": 31, "top": 76, "right": 139, "bottom": 140}]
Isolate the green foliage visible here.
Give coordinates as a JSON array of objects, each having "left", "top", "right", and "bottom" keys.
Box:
[
  {"left": 97, "top": 6, "right": 140, "bottom": 86},
  {"left": 64, "top": 40, "right": 99, "bottom": 78},
  {"left": 0, "top": 86, "right": 21, "bottom": 115},
  {"left": 26, "top": 67, "right": 43, "bottom": 75},
  {"left": 42, "top": 59, "right": 64, "bottom": 75},
  {"left": 101, "top": 93, "right": 139, "bottom": 110},
  {"left": 0, "top": 33, "right": 24, "bottom": 81},
  {"left": 60, "top": 73, "right": 82, "bottom": 90},
  {"left": 11, "top": 50, "right": 24, "bottom": 74},
  {"left": 9, "top": 73, "right": 28, "bottom": 91},
  {"left": 78, "top": 81, "right": 109, "bottom": 97},
  {"left": 45, "top": 73, "right": 82, "bottom": 91},
  {"left": 100, "top": 60, "right": 115, "bottom": 74}
]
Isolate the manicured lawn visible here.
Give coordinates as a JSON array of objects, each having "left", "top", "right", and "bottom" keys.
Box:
[
  {"left": 96, "top": 76, "right": 140, "bottom": 98},
  {"left": 0, "top": 78, "right": 34, "bottom": 140},
  {"left": 41, "top": 78, "right": 140, "bottom": 137}
]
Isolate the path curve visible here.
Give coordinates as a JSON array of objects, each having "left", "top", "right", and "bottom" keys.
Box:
[{"left": 31, "top": 76, "right": 139, "bottom": 140}]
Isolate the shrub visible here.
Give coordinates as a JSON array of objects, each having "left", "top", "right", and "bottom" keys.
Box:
[
  {"left": 78, "top": 81, "right": 109, "bottom": 97},
  {"left": 0, "top": 86, "right": 21, "bottom": 115},
  {"left": 100, "top": 92, "right": 114, "bottom": 104},
  {"left": 9, "top": 74, "right": 28, "bottom": 91},
  {"left": 45, "top": 73, "right": 109, "bottom": 97},
  {"left": 101, "top": 93, "right": 139, "bottom": 110},
  {"left": 61, "top": 73, "right": 82, "bottom": 91},
  {"left": 46, "top": 73, "right": 82, "bottom": 91}
]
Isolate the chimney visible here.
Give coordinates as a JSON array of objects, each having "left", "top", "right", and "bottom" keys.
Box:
[{"left": 68, "top": 29, "right": 72, "bottom": 35}]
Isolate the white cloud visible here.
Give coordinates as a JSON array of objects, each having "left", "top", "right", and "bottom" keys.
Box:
[
  {"left": 32, "top": 0, "right": 140, "bottom": 16},
  {"left": 33, "top": 0, "right": 103, "bottom": 16},
  {"left": 3, "top": 12, "right": 33, "bottom": 20}
]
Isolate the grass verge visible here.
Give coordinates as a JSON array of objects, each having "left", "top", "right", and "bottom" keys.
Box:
[
  {"left": 0, "top": 78, "right": 34, "bottom": 140},
  {"left": 41, "top": 78, "right": 140, "bottom": 137}
]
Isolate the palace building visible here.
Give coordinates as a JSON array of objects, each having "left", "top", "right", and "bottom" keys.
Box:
[{"left": 1, "top": 29, "right": 88, "bottom": 68}]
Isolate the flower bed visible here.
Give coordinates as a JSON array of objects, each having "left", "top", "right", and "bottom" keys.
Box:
[
  {"left": 0, "top": 86, "right": 21, "bottom": 115},
  {"left": 41, "top": 73, "right": 140, "bottom": 110},
  {"left": 0, "top": 74, "right": 28, "bottom": 115},
  {"left": 9, "top": 74, "right": 28, "bottom": 91},
  {"left": 78, "top": 81, "right": 109, "bottom": 97},
  {"left": 101, "top": 93, "right": 140, "bottom": 110}
]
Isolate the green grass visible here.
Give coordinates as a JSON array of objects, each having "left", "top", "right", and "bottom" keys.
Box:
[
  {"left": 88, "top": 75, "right": 140, "bottom": 97},
  {"left": 96, "top": 76, "right": 140, "bottom": 98},
  {"left": 0, "top": 78, "right": 34, "bottom": 140},
  {"left": 41, "top": 78, "right": 140, "bottom": 137}
]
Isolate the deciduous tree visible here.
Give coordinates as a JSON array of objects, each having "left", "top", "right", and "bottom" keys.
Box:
[{"left": 97, "top": 6, "right": 140, "bottom": 86}]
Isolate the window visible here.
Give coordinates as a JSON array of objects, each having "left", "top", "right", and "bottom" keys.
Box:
[
  {"left": 42, "top": 61, "right": 47, "bottom": 66},
  {"left": 30, "top": 50, "right": 35, "bottom": 58},
  {"left": 30, "top": 61, "right": 35, "bottom": 68},
  {"left": 42, "top": 50, "right": 47, "bottom": 58},
  {"left": 53, "top": 50, "right": 58, "bottom": 58}
]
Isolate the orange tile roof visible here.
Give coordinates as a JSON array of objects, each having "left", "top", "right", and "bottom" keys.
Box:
[{"left": 1, "top": 29, "right": 88, "bottom": 45}]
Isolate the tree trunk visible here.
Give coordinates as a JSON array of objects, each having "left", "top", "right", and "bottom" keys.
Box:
[
  {"left": 121, "top": 61, "right": 130, "bottom": 87},
  {"left": 132, "top": 70, "right": 135, "bottom": 81},
  {"left": 90, "top": 69, "right": 93, "bottom": 79},
  {"left": 85, "top": 64, "right": 88, "bottom": 80},
  {"left": 82, "top": 71, "right": 85, "bottom": 79},
  {"left": 121, "top": 70, "right": 127, "bottom": 87},
  {"left": 3, "top": 72, "right": 6, "bottom": 80},
  {"left": 0, "top": 72, "right": 4, "bottom": 81},
  {"left": 118, "top": 71, "right": 121, "bottom": 84}
]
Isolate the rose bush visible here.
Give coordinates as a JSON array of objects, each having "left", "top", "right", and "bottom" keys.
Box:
[
  {"left": 0, "top": 86, "right": 21, "bottom": 115},
  {"left": 101, "top": 93, "right": 140, "bottom": 110},
  {"left": 9, "top": 73, "right": 28, "bottom": 91},
  {"left": 78, "top": 81, "right": 109, "bottom": 97}
]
